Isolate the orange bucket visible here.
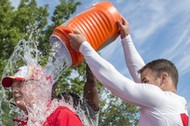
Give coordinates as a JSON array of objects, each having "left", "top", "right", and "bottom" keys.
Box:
[{"left": 50, "top": 1, "right": 123, "bottom": 67}]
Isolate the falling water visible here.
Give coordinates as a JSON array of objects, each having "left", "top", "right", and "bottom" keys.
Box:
[
  {"left": 46, "top": 35, "right": 72, "bottom": 84},
  {"left": 0, "top": 25, "right": 41, "bottom": 126},
  {"left": 0, "top": 26, "right": 89, "bottom": 126}
]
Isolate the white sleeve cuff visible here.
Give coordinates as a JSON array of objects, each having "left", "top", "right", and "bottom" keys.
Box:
[
  {"left": 121, "top": 34, "right": 133, "bottom": 44},
  {"left": 79, "top": 41, "right": 90, "bottom": 53}
]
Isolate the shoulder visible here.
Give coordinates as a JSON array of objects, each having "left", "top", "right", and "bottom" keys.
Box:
[{"left": 45, "top": 106, "right": 82, "bottom": 126}]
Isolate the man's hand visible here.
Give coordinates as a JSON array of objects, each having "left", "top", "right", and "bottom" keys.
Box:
[
  {"left": 117, "top": 18, "right": 130, "bottom": 39},
  {"left": 68, "top": 30, "right": 86, "bottom": 51}
]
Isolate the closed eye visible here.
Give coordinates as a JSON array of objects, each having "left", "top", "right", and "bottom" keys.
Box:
[{"left": 141, "top": 78, "right": 149, "bottom": 83}]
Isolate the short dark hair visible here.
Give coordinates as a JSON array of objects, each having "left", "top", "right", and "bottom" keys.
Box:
[{"left": 138, "top": 59, "right": 178, "bottom": 89}]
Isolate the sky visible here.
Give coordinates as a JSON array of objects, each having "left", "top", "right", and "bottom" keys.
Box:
[{"left": 10, "top": 0, "right": 190, "bottom": 122}]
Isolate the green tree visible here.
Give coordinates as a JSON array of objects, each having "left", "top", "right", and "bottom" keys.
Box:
[
  {"left": 0, "top": 0, "right": 140, "bottom": 126},
  {"left": 99, "top": 89, "right": 139, "bottom": 126},
  {"left": 0, "top": 0, "right": 17, "bottom": 74}
]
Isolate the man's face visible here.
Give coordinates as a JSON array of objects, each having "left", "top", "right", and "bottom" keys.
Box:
[
  {"left": 140, "top": 68, "right": 162, "bottom": 87},
  {"left": 11, "top": 80, "right": 27, "bottom": 112},
  {"left": 11, "top": 80, "right": 37, "bottom": 112}
]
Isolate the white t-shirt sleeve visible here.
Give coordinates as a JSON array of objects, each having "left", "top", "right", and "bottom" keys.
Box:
[
  {"left": 79, "top": 42, "right": 163, "bottom": 108},
  {"left": 121, "top": 35, "right": 145, "bottom": 83}
]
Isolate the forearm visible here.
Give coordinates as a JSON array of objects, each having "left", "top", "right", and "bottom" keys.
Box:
[
  {"left": 80, "top": 42, "right": 136, "bottom": 102},
  {"left": 122, "top": 35, "right": 145, "bottom": 83},
  {"left": 84, "top": 67, "right": 99, "bottom": 111},
  {"left": 84, "top": 82, "right": 99, "bottom": 111}
]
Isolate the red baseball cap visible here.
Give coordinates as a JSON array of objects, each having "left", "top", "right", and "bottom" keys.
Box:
[{"left": 2, "top": 66, "right": 37, "bottom": 88}]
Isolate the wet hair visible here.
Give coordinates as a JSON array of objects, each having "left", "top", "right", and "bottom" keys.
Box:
[
  {"left": 138, "top": 59, "right": 178, "bottom": 89},
  {"left": 57, "top": 92, "right": 80, "bottom": 108}
]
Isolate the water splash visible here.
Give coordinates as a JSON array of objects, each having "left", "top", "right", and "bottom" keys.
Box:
[
  {"left": 46, "top": 35, "right": 72, "bottom": 84},
  {"left": 0, "top": 25, "right": 89, "bottom": 126},
  {"left": 0, "top": 25, "right": 41, "bottom": 126}
]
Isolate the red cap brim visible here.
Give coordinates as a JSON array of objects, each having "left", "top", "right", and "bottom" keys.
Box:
[{"left": 2, "top": 76, "right": 25, "bottom": 88}]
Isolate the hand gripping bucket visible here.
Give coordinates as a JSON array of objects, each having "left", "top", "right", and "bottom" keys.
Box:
[{"left": 50, "top": 1, "right": 123, "bottom": 67}]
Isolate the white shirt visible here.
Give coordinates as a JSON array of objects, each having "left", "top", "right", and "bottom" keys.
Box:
[{"left": 79, "top": 35, "right": 189, "bottom": 126}]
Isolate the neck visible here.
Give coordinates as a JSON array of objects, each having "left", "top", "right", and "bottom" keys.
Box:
[{"left": 171, "top": 88, "right": 177, "bottom": 94}]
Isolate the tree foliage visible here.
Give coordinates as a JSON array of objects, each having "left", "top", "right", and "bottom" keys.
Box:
[{"left": 0, "top": 0, "right": 139, "bottom": 125}]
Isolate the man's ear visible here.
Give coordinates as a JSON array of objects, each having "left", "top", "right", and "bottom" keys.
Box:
[{"left": 160, "top": 72, "right": 169, "bottom": 86}]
